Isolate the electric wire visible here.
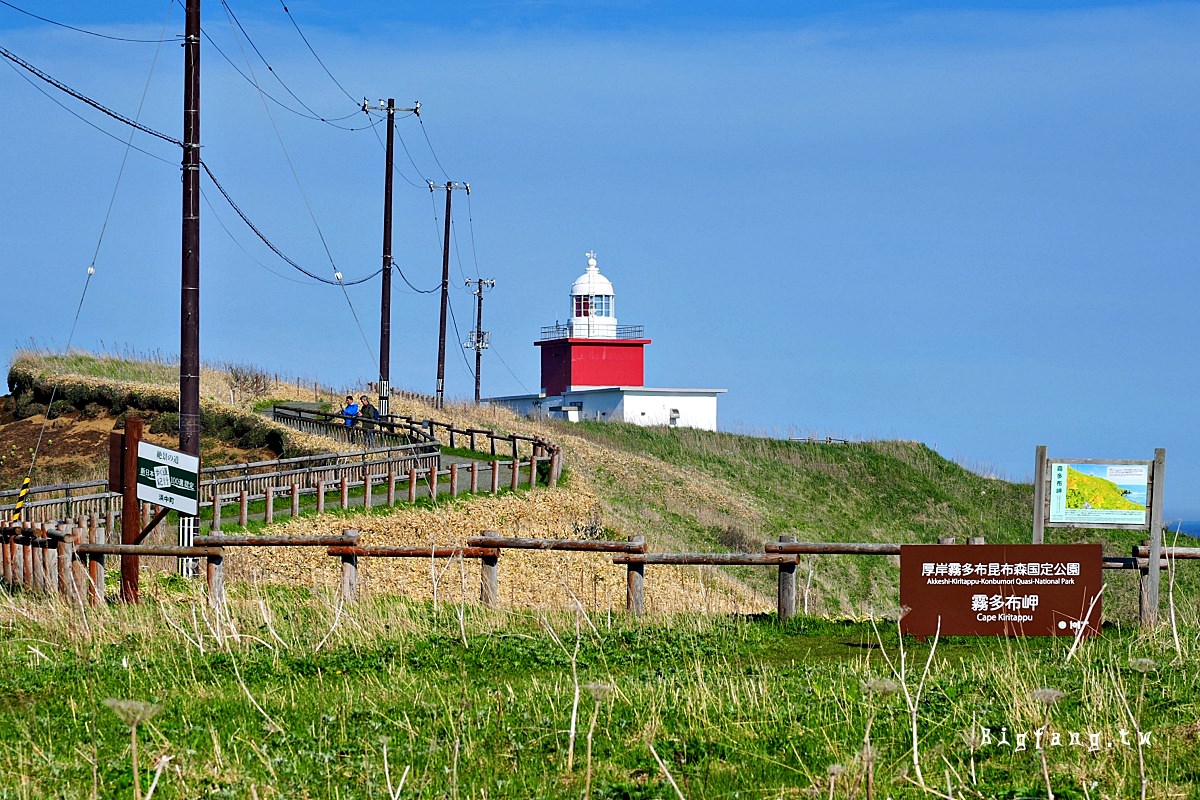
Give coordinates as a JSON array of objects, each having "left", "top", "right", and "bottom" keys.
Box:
[
  {"left": 2, "top": 41, "right": 382, "bottom": 287},
  {"left": 217, "top": 1, "right": 343, "bottom": 282},
  {"left": 219, "top": 0, "right": 324, "bottom": 121},
  {"left": 464, "top": 191, "right": 483, "bottom": 279},
  {"left": 278, "top": 0, "right": 357, "bottom": 104},
  {"left": 368, "top": 109, "right": 427, "bottom": 189},
  {"left": 198, "top": 23, "right": 366, "bottom": 126},
  {"left": 0, "top": 0, "right": 175, "bottom": 43},
  {"left": 490, "top": 345, "right": 535, "bottom": 396},
  {"left": 447, "top": 297, "right": 476, "bottom": 383},
  {"left": 216, "top": 0, "right": 376, "bottom": 373},
  {"left": 418, "top": 116, "right": 451, "bottom": 181},
  {"left": 11, "top": 4, "right": 173, "bottom": 500},
  {"left": 2, "top": 58, "right": 174, "bottom": 164},
  {"left": 0, "top": 42, "right": 183, "bottom": 147},
  {"left": 200, "top": 161, "right": 380, "bottom": 286},
  {"left": 201, "top": 186, "right": 317, "bottom": 284}
]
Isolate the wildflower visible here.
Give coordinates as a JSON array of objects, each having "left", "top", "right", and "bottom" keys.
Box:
[
  {"left": 1031, "top": 688, "right": 1066, "bottom": 706},
  {"left": 1129, "top": 657, "right": 1157, "bottom": 674},
  {"left": 103, "top": 698, "right": 161, "bottom": 727},
  {"left": 862, "top": 677, "right": 900, "bottom": 695}
]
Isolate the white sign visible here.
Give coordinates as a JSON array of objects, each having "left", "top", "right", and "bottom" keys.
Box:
[{"left": 136, "top": 442, "right": 200, "bottom": 515}]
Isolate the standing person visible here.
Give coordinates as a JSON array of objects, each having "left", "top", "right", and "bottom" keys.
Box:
[
  {"left": 358, "top": 395, "right": 378, "bottom": 448},
  {"left": 340, "top": 395, "right": 359, "bottom": 442}
]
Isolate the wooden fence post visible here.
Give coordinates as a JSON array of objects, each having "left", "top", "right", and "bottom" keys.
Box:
[
  {"left": 481, "top": 544, "right": 499, "bottom": 609},
  {"left": 212, "top": 494, "right": 223, "bottom": 532},
  {"left": 70, "top": 525, "right": 87, "bottom": 609},
  {"left": 239, "top": 490, "right": 249, "bottom": 527},
  {"left": 529, "top": 456, "right": 538, "bottom": 488},
  {"left": 450, "top": 463, "right": 459, "bottom": 498},
  {"left": 408, "top": 468, "right": 418, "bottom": 503},
  {"left": 430, "top": 467, "right": 439, "bottom": 502},
  {"left": 341, "top": 542, "right": 359, "bottom": 603},
  {"left": 470, "top": 462, "right": 478, "bottom": 494},
  {"left": 291, "top": 484, "right": 300, "bottom": 517},
  {"left": 340, "top": 475, "right": 349, "bottom": 510},
  {"left": 627, "top": 535, "right": 645, "bottom": 616},
  {"left": 364, "top": 473, "right": 373, "bottom": 510},
  {"left": 387, "top": 470, "right": 396, "bottom": 507},
  {"left": 57, "top": 527, "right": 73, "bottom": 600},
  {"left": 264, "top": 487, "right": 275, "bottom": 525},
  {"left": 777, "top": 535, "right": 796, "bottom": 620},
  {"left": 207, "top": 553, "right": 225, "bottom": 614},
  {"left": 316, "top": 482, "right": 325, "bottom": 515},
  {"left": 491, "top": 460, "right": 500, "bottom": 494},
  {"left": 89, "top": 526, "right": 106, "bottom": 605},
  {"left": 510, "top": 459, "right": 520, "bottom": 492},
  {"left": 548, "top": 451, "right": 560, "bottom": 488}
]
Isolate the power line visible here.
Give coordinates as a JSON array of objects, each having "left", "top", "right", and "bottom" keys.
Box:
[
  {"left": 199, "top": 161, "right": 380, "bottom": 286},
  {"left": 0, "top": 0, "right": 175, "bottom": 43},
  {"left": 195, "top": 11, "right": 367, "bottom": 128},
  {"left": 278, "top": 0, "right": 358, "bottom": 104},
  {"left": 2, "top": 58, "right": 174, "bottom": 163},
  {"left": 219, "top": 0, "right": 324, "bottom": 121},
  {"left": 0, "top": 42, "right": 182, "bottom": 146}
]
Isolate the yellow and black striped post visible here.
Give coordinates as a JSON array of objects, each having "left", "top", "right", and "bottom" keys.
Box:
[{"left": 10, "top": 477, "right": 30, "bottom": 523}]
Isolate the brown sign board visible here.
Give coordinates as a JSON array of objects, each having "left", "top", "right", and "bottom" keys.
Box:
[{"left": 900, "top": 544, "right": 1102, "bottom": 638}]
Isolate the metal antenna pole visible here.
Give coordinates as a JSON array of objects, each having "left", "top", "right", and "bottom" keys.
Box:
[{"left": 431, "top": 180, "right": 469, "bottom": 408}]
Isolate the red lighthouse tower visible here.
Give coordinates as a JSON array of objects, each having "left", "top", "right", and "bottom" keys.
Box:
[{"left": 536, "top": 251, "right": 651, "bottom": 396}]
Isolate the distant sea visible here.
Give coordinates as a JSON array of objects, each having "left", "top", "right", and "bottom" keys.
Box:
[{"left": 1165, "top": 520, "right": 1200, "bottom": 541}]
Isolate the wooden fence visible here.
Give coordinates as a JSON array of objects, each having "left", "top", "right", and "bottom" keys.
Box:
[
  {"left": 0, "top": 521, "right": 358, "bottom": 608},
  {"left": 2, "top": 525, "right": 1181, "bottom": 621},
  {"left": 1, "top": 412, "right": 563, "bottom": 543}
]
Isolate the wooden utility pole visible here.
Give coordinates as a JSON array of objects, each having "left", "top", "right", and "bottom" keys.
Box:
[
  {"left": 369, "top": 98, "right": 419, "bottom": 419},
  {"left": 379, "top": 98, "right": 396, "bottom": 418},
  {"left": 430, "top": 180, "right": 468, "bottom": 408},
  {"left": 119, "top": 417, "right": 143, "bottom": 603},
  {"left": 465, "top": 278, "right": 495, "bottom": 404},
  {"left": 179, "top": 0, "right": 202, "bottom": 576}
]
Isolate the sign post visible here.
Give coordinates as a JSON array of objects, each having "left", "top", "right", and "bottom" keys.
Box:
[
  {"left": 1032, "top": 446, "right": 1165, "bottom": 626},
  {"left": 108, "top": 418, "right": 202, "bottom": 602}
]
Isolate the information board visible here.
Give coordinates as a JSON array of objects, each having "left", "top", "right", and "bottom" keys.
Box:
[
  {"left": 1047, "top": 462, "right": 1148, "bottom": 526},
  {"left": 900, "top": 544, "right": 1102, "bottom": 637}
]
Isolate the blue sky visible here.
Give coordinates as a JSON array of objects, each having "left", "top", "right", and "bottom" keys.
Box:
[{"left": 2, "top": 1, "right": 1198, "bottom": 517}]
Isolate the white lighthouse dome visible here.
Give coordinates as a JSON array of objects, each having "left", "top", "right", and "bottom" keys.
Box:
[{"left": 568, "top": 251, "right": 617, "bottom": 338}]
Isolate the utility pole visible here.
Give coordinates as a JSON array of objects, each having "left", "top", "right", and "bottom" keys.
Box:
[
  {"left": 365, "top": 98, "right": 419, "bottom": 420},
  {"left": 464, "top": 278, "right": 495, "bottom": 404},
  {"left": 430, "top": 180, "right": 469, "bottom": 408},
  {"left": 179, "top": 0, "right": 201, "bottom": 577}
]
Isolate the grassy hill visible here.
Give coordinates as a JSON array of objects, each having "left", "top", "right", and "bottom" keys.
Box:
[
  {"left": 4, "top": 348, "right": 1186, "bottom": 619},
  {"left": 4, "top": 349, "right": 1199, "bottom": 799}
]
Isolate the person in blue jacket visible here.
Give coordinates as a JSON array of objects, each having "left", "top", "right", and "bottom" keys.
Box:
[{"left": 340, "top": 395, "right": 359, "bottom": 441}]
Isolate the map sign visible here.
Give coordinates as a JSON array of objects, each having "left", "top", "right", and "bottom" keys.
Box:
[
  {"left": 135, "top": 442, "right": 199, "bottom": 515},
  {"left": 1048, "top": 462, "right": 1148, "bottom": 526},
  {"left": 900, "top": 544, "right": 1102, "bottom": 637}
]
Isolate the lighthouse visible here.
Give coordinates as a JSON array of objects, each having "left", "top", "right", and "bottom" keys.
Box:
[
  {"left": 536, "top": 251, "right": 651, "bottom": 396},
  {"left": 490, "top": 251, "right": 725, "bottom": 430}
]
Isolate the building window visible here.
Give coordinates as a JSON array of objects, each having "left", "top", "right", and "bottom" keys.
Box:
[{"left": 575, "top": 294, "right": 612, "bottom": 317}]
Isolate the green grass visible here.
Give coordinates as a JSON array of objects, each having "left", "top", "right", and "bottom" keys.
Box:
[{"left": 1, "top": 588, "right": 1198, "bottom": 799}]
